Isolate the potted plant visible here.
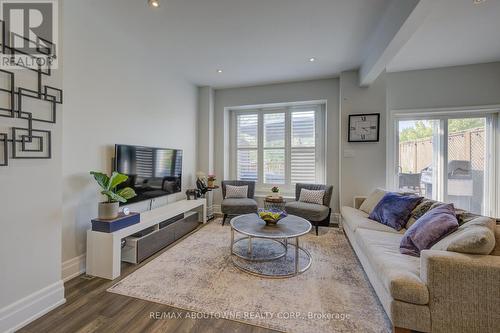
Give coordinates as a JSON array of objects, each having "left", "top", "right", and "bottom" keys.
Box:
[
  {"left": 207, "top": 174, "right": 216, "bottom": 188},
  {"left": 90, "top": 171, "right": 137, "bottom": 220},
  {"left": 271, "top": 186, "right": 280, "bottom": 194}
]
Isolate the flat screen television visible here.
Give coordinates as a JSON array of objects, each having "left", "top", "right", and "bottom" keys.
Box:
[{"left": 114, "top": 144, "right": 183, "bottom": 205}]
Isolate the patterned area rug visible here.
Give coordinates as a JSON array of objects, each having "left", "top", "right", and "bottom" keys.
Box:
[{"left": 108, "top": 221, "right": 391, "bottom": 333}]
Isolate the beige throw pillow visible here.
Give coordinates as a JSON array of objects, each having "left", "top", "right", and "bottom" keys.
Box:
[
  {"left": 359, "top": 188, "right": 388, "bottom": 214},
  {"left": 431, "top": 216, "right": 496, "bottom": 255}
]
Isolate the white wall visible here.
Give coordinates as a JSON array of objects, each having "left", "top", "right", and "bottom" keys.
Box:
[
  {"left": 387, "top": 62, "right": 500, "bottom": 110},
  {"left": 213, "top": 79, "right": 340, "bottom": 212},
  {"left": 339, "top": 71, "right": 387, "bottom": 207},
  {"left": 61, "top": 1, "right": 198, "bottom": 272},
  {"left": 338, "top": 62, "right": 500, "bottom": 207},
  {"left": 197, "top": 87, "right": 215, "bottom": 174},
  {"left": 0, "top": 7, "right": 64, "bottom": 333}
]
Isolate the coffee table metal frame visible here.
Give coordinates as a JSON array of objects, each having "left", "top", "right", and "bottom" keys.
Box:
[{"left": 230, "top": 214, "right": 312, "bottom": 278}]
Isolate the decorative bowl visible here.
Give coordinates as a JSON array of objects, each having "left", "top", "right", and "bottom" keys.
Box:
[{"left": 258, "top": 209, "right": 287, "bottom": 226}]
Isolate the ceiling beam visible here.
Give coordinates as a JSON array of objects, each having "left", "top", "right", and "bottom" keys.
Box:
[{"left": 359, "top": 0, "right": 434, "bottom": 87}]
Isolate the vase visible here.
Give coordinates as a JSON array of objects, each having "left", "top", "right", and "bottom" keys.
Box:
[{"left": 98, "top": 202, "right": 120, "bottom": 220}]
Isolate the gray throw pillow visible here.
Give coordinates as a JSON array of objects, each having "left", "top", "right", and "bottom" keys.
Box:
[{"left": 431, "top": 216, "right": 496, "bottom": 255}]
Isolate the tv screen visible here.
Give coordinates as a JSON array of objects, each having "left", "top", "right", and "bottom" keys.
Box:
[{"left": 114, "top": 144, "right": 182, "bottom": 205}]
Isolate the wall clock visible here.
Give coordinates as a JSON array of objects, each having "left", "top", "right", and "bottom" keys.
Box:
[{"left": 348, "top": 113, "right": 380, "bottom": 142}]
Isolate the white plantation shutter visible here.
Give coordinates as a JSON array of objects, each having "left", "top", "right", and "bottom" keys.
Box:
[
  {"left": 263, "top": 113, "right": 285, "bottom": 184},
  {"left": 291, "top": 111, "right": 316, "bottom": 184},
  {"left": 236, "top": 114, "right": 258, "bottom": 181},
  {"left": 232, "top": 105, "right": 324, "bottom": 190}
]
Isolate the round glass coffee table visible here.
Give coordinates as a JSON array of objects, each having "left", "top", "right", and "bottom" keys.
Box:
[{"left": 230, "top": 214, "right": 312, "bottom": 278}]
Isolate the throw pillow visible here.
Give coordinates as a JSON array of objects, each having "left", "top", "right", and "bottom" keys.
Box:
[
  {"left": 400, "top": 203, "right": 459, "bottom": 257},
  {"left": 406, "top": 198, "right": 438, "bottom": 229},
  {"left": 359, "top": 188, "right": 388, "bottom": 214},
  {"left": 299, "top": 189, "right": 325, "bottom": 205},
  {"left": 369, "top": 192, "right": 423, "bottom": 231},
  {"left": 225, "top": 185, "right": 248, "bottom": 199},
  {"left": 431, "top": 216, "right": 496, "bottom": 255}
]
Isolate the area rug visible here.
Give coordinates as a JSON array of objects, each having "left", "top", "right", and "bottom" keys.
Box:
[{"left": 108, "top": 221, "right": 391, "bottom": 333}]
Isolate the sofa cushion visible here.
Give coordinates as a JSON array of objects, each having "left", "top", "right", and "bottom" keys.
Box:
[
  {"left": 285, "top": 201, "right": 329, "bottom": 221},
  {"left": 369, "top": 193, "right": 423, "bottom": 231},
  {"left": 355, "top": 228, "right": 429, "bottom": 305},
  {"left": 492, "top": 224, "right": 500, "bottom": 256},
  {"left": 400, "top": 204, "right": 459, "bottom": 257},
  {"left": 431, "top": 216, "right": 496, "bottom": 255},
  {"left": 221, "top": 198, "right": 258, "bottom": 215},
  {"left": 359, "top": 188, "right": 388, "bottom": 214},
  {"left": 341, "top": 206, "right": 404, "bottom": 234}
]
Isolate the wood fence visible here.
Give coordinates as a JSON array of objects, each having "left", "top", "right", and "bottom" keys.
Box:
[{"left": 399, "top": 128, "right": 485, "bottom": 173}]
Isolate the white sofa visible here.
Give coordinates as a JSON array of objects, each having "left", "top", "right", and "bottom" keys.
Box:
[{"left": 341, "top": 198, "right": 500, "bottom": 333}]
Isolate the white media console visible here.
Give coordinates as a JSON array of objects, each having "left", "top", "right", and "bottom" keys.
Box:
[{"left": 86, "top": 199, "right": 207, "bottom": 280}]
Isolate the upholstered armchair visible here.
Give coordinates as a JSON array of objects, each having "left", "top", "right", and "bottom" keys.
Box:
[
  {"left": 221, "top": 180, "right": 258, "bottom": 225},
  {"left": 285, "top": 183, "right": 333, "bottom": 235}
]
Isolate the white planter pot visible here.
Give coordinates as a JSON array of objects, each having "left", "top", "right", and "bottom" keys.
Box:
[{"left": 98, "top": 202, "right": 120, "bottom": 220}]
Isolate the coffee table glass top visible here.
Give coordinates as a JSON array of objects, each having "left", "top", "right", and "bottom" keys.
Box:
[{"left": 230, "top": 214, "right": 311, "bottom": 239}]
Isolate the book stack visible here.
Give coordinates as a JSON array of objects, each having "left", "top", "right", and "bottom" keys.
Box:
[{"left": 91, "top": 212, "right": 140, "bottom": 233}]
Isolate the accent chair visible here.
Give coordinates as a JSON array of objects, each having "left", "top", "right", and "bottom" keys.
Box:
[
  {"left": 221, "top": 180, "right": 258, "bottom": 225},
  {"left": 285, "top": 183, "right": 333, "bottom": 235}
]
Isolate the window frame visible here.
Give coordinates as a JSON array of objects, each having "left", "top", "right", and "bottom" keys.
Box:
[
  {"left": 387, "top": 105, "right": 500, "bottom": 217},
  {"left": 230, "top": 103, "right": 326, "bottom": 194}
]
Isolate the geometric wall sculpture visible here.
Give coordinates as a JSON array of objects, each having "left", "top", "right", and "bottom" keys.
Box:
[{"left": 0, "top": 19, "right": 63, "bottom": 166}]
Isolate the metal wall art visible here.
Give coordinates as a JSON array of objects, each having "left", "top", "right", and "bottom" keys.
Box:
[{"left": 0, "top": 20, "right": 63, "bottom": 166}]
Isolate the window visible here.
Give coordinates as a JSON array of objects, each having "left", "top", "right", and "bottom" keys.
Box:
[
  {"left": 232, "top": 104, "right": 325, "bottom": 193},
  {"left": 390, "top": 111, "right": 499, "bottom": 216}
]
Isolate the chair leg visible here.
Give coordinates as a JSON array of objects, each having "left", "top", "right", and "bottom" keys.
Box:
[
  {"left": 222, "top": 214, "right": 227, "bottom": 226},
  {"left": 315, "top": 222, "right": 319, "bottom": 236}
]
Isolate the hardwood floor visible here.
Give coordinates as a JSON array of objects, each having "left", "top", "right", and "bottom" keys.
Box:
[{"left": 19, "top": 224, "right": 277, "bottom": 333}]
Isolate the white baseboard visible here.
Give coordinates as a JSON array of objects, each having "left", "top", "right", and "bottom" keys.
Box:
[
  {"left": 62, "top": 254, "right": 86, "bottom": 282},
  {"left": 0, "top": 280, "right": 66, "bottom": 333}
]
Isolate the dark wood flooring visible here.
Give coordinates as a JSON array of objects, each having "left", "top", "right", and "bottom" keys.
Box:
[{"left": 19, "top": 223, "right": 277, "bottom": 333}]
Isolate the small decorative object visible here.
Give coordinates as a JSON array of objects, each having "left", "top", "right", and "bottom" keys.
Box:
[
  {"left": 196, "top": 171, "right": 208, "bottom": 196},
  {"left": 207, "top": 174, "right": 216, "bottom": 188},
  {"left": 123, "top": 207, "right": 130, "bottom": 216},
  {"left": 348, "top": 113, "right": 380, "bottom": 142},
  {"left": 186, "top": 189, "right": 200, "bottom": 200},
  {"left": 258, "top": 208, "right": 287, "bottom": 226},
  {"left": 271, "top": 186, "right": 279, "bottom": 194},
  {"left": 90, "top": 171, "right": 137, "bottom": 220}
]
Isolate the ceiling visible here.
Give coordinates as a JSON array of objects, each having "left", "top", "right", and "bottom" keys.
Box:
[
  {"left": 94, "top": 0, "right": 500, "bottom": 88},
  {"left": 104, "top": 0, "right": 392, "bottom": 88},
  {"left": 387, "top": 0, "right": 500, "bottom": 72}
]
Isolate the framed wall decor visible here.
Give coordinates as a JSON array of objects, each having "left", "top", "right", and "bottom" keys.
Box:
[{"left": 348, "top": 113, "right": 380, "bottom": 142}]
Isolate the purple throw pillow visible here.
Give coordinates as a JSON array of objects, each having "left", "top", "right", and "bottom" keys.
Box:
[
  {"left": 400, "top": 203, "right": 459, "bottom": 257},
  {"left": 369, "top": 192, "right": 423, "bottom": 231}
]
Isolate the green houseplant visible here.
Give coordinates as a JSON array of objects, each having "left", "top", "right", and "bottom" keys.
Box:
[{"left": 90, "top": 171, "right": 137, "bottom": 220}]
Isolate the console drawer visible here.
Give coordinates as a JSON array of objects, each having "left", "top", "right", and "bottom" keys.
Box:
[{"left": 175, "top": 212, "right": 199, "bottom": 239}]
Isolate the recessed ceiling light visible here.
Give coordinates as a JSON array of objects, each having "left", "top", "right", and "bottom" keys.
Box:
[
  {"left": 217, "top": 69, "right": 223, "bottom": 73},
  {"left": 148, "top": 0, "right": 160, "bottom": 8},
  {"left": 473, "top": 0, "right": 486, "bottom": 4},
  {"left": 309, "top": 57, "right": 316, "bottom": 62}
]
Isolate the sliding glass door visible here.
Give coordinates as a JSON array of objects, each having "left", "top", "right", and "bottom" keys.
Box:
[{"left": 395, "top": 115, "right": 493, "bottom": 215}]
